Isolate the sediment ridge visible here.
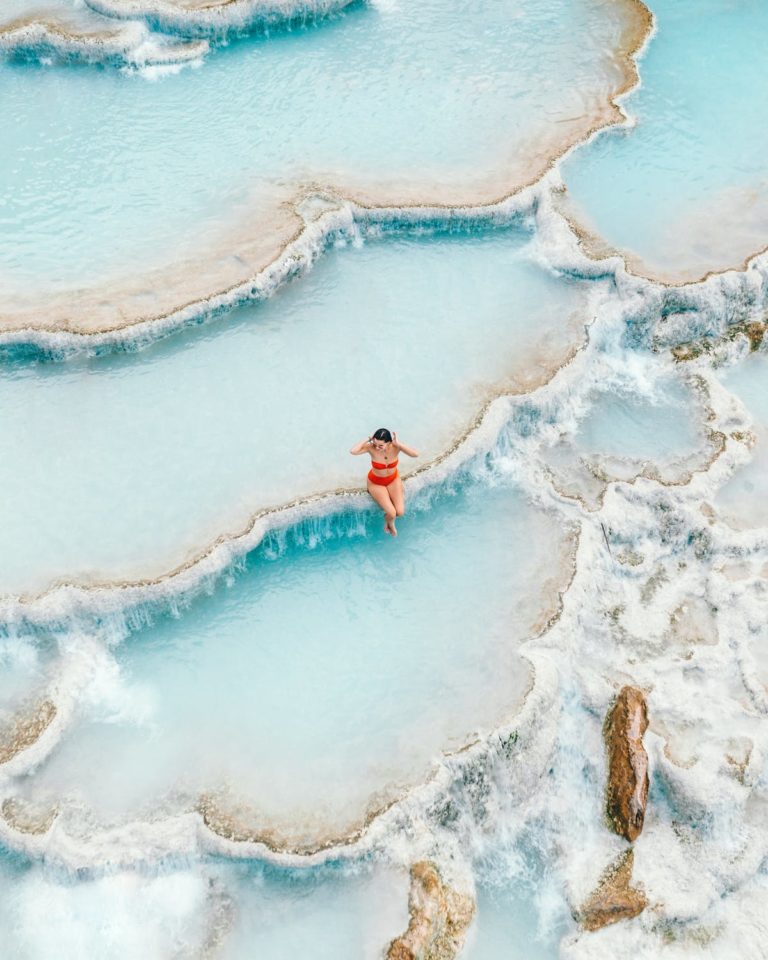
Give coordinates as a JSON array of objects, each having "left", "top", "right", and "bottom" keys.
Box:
[
  {"left": 0, "top": 0, "right": 654, "bottom": 341},
  {"left": 0, "top": 699, "right": 57, "bottom": 766}
]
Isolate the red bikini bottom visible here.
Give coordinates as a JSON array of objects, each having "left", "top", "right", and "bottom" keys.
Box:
[{"left": 368, "top": 469, "right": 399, "bottom": 487}]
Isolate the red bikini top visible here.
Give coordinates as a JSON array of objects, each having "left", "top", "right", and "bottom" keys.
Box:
[{"left": 371, "top": 459, "right": 398, "bottom": 470}]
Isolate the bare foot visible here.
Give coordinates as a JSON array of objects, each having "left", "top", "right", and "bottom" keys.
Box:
[{"left": 385, "top": 518, "right": 397, "bottom": 537}]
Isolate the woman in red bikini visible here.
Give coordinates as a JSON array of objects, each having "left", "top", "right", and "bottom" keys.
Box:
[{"left": 349, "top": 427, "right": 419, "bottom": 537}]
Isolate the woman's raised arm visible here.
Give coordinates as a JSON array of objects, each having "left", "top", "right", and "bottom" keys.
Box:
[
  {"left": 392, "top": 432, "right": 419, "bottom": 457},
  {"left": 350, "top": 438, "right": 371, "bottom": 455}
]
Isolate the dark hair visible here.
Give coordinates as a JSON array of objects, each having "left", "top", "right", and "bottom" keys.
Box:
[{"left": 371, "top": 427, "right": 392, "bottom": 443}]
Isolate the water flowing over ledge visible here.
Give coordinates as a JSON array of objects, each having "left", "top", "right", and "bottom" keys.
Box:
[
  {"left": 3, "top": 0, "right": 767, "bottom": 339},
  {"left": 2, "top": 279, "right": 768, "bottom": 959},
  {"left": 0, "top": 0, "right": 209, "bottom": 66},
  {"left": 0, "top": 644, "right": 563, "bottom": 869},
  {"left": 84, "top": 0, "right": 360, "bottom": 38},
  {"left": 0, "top": 482, "right": 576, "bottom": 863},
  {"left": 0, "top": 219, "right": 597, "bottom": 598},
  {"left": 3, "top": 4, "right": 768, "bottom": 955},
  {"left": 0, "top": 17, "right": 207, "bottom": 66},
  {"left": 0, "top": 295, "right": 750, "bottom": 869},
  {"left": 0, "top": 0, "right": 355, "bottom": 67},
  {"left": 0, "top": 175, "right": 764, "bottom": 608},
  {"left": 0, "top": 0, "right": 651, "bottom": 338},
  {"left": 6, "top": 328, "right": 768, "bottom": 879},
  {"left": 0, "top": 195, "right": 537, "bottom": 350}
]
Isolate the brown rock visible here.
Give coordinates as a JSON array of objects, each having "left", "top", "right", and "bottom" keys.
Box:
[
  {"left": 579, "top": 849, "right": 647, "bottom": 931},
  {"left": 671, "top": 341, "right": 709, "bottom": 363},
  {"left": 605, "top": 685, "right": 649, "bottom": 841},
  {"left": 387, "top": 862, "right": 475, "bottom": 960},
  {"left": 745, "top": 321, "right": 766, "bottom": 352}
]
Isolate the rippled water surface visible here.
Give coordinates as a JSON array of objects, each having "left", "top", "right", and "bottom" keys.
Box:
[
  {"left": 16, "top": 479, "right": 563, "bottom": 844},
  {"left": 562, "top": 0, "right": 768, "bottom": 280},
  {"left": 3, "top": 0, "right": 768, "bottom": 956},
  {"left": 0, "top": 227, "right": 590, "bottom": 596},
  {"left": 0, "top": 0, "right": 628, "bottom": 296}
]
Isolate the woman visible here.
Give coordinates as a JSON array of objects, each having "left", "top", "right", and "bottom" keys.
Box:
[{"left": 350, "top": 428, "right": 419, "bottom": 537}]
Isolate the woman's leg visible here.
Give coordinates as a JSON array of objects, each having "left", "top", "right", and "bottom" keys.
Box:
[
  {"left": 388, "top": 477, "right": 405, "bottom": 517},
  {"left": 367, "top": 479, "right": 398, "bottom": 536}
]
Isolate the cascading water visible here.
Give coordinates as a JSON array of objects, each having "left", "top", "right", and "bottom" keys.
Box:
[{"left": 2, "top": 0, "right": 768, "bottom": 957}]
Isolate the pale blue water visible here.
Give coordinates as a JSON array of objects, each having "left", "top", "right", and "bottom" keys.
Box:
[
  {"left": 464, "top": 883, "right": 561, "bottom": 960},
  {"left": 17, "top": 479, "right": 562, "bottom": 843},
  {"left": 0, "top": 634, "right": 51, "bottom": 721},
  {"left": 1, "top": 0, "right": 767, "bottom": 956},
  {"left": 0, "top": 851, "right": 408, "bottom": 959},
  {"left": 575, "top": 377, "right": 703, "bottom": 461},
  {"left": 217, "top": 862, "right": 408, "bottom": 959},
  {"left": 0, "top": 226, "right": 590, "bottom": 597},
  {"left": 1, "top": 0, "right": 99, "bottom": 24},
  {"left": 716, "top": 352, "right": 768, "bottom": 528},
  {"left": 562, "top": 0, "right": 768, "bottom": 280},
  {"left": 0, "top": 0, "right": 626, "bottom": 295},
  {"left": 718, "top": 351, "right": 768, "bottom": 437}
]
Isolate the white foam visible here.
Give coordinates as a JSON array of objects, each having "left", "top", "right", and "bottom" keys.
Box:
[
  {"left": 84, "top": 0, "right": 357, "bottom": 38},
  {"left": 0, "top": 864, "right": 211, "bottom": 959},
  {"left": 3, "top": 5, "right": 768, "bottom": 951},
  {"left": 0, "top": 15, "right": 209, "bottom": 67},
  {"left": 1, "top": 228, "right": 767, "bottom": 956}
]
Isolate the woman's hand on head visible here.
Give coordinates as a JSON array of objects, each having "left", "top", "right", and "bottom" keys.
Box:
[{"left": 350, "top": 438, "right": 373, "bottom": 455}]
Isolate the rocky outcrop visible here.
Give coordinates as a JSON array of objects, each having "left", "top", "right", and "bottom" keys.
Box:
[
  {"left": 578, "top": 849, "right": 647, "bottom": 931},
  {"left": 0, "top": 699, "right": 56, "bottom": 765},
  {"left": 605, "top": 686, "right": 649, "bottom": 841},
  {"left": 671, "top": 320, "right": 766, "bottom": 363},
  {"left": 387, "top": 862, "right": 475, "bottom": 960}
]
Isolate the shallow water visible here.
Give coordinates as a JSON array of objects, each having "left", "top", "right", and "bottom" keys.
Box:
[
  {"left": 0, "top": 852, "right": 408, "bottom": 959},
  {"left": 14, "top": 479, "right": 564, "bottom": 846},
  {"left": 0, "top": 636, "right": 51, "bottom": 725},
  {"left": 464, "top": 882, "right": 561, "bottom": 960},
  {"left": 540, "top": 367, "right": 712, "bottom": 507},
  {"left": 575, "top": 376, "right": 704, "bottom": 462},
  {"left": 562, "top": 0, "right": 768, "bottom": 281},
  {"left": 0, "top": 226, "right": 590, "bottom": 597},
  {"left": 217, "top": 862, "right": 408, "bottom": 959},
  {"left": 715, "top": 351, "right": 768, "bottom": 529},
  {"left": 0, "top": 0, "right": 630, "bottom": 304},
  {"left": 3, "top": 0, "right": 768, "bottom": 955}
]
